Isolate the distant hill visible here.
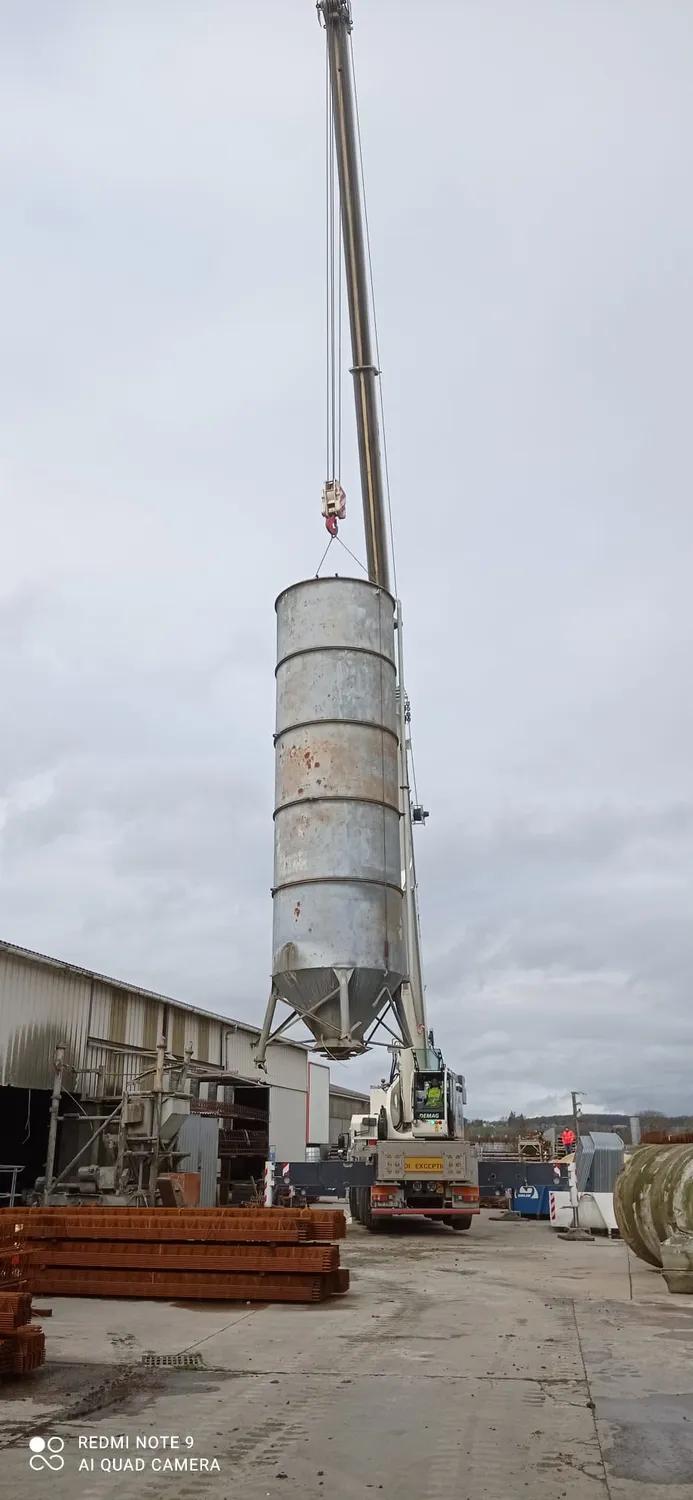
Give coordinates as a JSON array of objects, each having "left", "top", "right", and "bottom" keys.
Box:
[{"left": 467, "top": 1111, "right": 693, "bottom": 1141}]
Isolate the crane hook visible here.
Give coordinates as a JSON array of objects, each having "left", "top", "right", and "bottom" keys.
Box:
[{"left": 321, "top": 479, "right": 346, "bottom": 538}]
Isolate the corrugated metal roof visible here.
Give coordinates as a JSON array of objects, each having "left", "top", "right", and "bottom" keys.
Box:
[
  {"left": 327, "top": 1083, "right": 371, "bottom": 1103},
  {"left": 0, "top": 937, "right": 311, "bottom": 1090},
  {"left": 0, "top": 938, "right": 304, "bottom": 1047}
]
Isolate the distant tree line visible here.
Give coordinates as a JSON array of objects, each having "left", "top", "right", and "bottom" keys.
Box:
[{"left": 467, "top": 1110, "right": 692, "bottom": 1142}]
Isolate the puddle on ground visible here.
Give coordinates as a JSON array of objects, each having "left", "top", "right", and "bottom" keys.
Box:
[{"left": 599, "top": 1394, "right": 693, "bottom": 1485}]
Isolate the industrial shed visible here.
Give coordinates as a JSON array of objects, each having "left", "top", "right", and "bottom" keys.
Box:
[
  {"left": 329, "top": 1083, "right": 371, "bottom": 1145},
  {"left": 0, "top": 939, "right": 322, "bottom": 1204}
]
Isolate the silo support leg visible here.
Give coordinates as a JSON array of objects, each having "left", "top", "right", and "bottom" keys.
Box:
[
  {"left": 255, "top": 987, "right": 279, "bottom": 1069},
  {"left": 334, "top": 967, "right": 355, "bottom": 1044}
]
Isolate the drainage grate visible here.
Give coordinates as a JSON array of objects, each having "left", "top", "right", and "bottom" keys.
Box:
[{"left": 141, "top": 1352, "right": 206, "bottom": 1369}]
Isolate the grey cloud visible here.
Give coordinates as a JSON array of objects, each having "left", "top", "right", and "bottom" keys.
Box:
[{"left": 1, "top": 0, "right": 692, "bottom": 1116}]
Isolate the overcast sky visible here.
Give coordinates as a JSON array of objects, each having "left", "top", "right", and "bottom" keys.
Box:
[{"left": 1, "top": 1, "right": 692, "bottom": 1119}]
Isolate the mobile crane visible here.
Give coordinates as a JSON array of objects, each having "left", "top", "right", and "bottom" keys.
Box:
[
  {"left": 317, "top": 1, "right": 478, "bottom": 1230},
  {"left": 256, "top": 2, "right": 479, "bottom": 1232}
]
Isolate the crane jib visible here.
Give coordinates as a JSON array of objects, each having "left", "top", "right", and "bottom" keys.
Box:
[{"left": 318, "top": 0, "right": 391, "bottom": 594}]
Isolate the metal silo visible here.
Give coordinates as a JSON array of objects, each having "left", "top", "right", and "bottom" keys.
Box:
[{"left": 267, "top": 575, "right": 406, "bottom": 1057}]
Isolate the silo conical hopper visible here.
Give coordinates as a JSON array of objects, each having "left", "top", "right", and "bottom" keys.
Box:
[{"left": 270, "top": 576, "right": 407, "bottom": 1056}]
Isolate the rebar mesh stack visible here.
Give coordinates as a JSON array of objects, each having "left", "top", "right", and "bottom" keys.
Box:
[
  {"left": 0, "top": 1239, "right": 46, "bottom": 1380},
  {"left": 0, "top": 1207, "right": 349, "bottom": 1305}
]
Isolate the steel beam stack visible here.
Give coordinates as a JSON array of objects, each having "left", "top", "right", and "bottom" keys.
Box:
[{"left": 0, "top": 1207, "right": 349, "bottom": 1304}]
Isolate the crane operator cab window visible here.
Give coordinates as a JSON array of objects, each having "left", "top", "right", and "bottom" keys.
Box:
[{"left": 413, "top": 1072, "right": 446, "bottom": 1122}]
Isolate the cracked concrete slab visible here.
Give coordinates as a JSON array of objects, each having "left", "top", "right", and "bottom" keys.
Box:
[{"left": 1, "top": 1211, "right": 690, "bottom": 1498}]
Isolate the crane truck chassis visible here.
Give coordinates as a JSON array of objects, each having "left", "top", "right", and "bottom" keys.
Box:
[
  {"left": 341, "top": 1055, "right": 480, "bottom": 1231},
  {"left": 347, "top": 1130, "right": 480, "bottom": 1231},
  {"left": 273, "top": 1056, "right": 480, "bottom": 1230}
]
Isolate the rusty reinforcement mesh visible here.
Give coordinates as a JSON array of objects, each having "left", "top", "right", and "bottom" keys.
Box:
[
  {"left": 0, "top": 1292, "right": 33, "bottom": 1332},
  {"left": 0, "top": 1208, "right": 346, "bottom": 1245},
  {"left": 0, "top": 1301, "right": 46, "bottom": 1378},
  {"left": 32, "top": 1268, "right": 349, "bottom": 1303},
  {"left": 35, "top": 1242, "right": 340, "bottom": 1274},
  {"left": 0, "top": 1207, "right": 346, "bottom": 1238},
  {"left": 4, "top": 1207, "right": 350, "bottom": 1306}
]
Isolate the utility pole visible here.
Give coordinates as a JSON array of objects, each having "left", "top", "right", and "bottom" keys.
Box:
[
  {"left": 560, "top": 1089, "right": 592, "bottom": 1242},
  {"left": 571, "top": 1091, "right": 582, "bottom": 1147}
]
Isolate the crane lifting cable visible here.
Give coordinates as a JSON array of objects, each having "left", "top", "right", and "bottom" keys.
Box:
[
  {"left": 317, "top": 2, "right": 399, "bottom": 599},
  {"left": 321, "top": 7, "right": 346, "bottom": 538}
]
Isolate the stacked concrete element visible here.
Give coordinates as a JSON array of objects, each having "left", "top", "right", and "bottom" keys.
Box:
[
  {"left": 271, "top": 577, "right": 407, "bottom": 1057},
  {"left": 2, "top": 1207, "right": 349, "bottom": 1304},
  {"left": 614, "top": 1143, "right": 693, "bottom": 1293}
]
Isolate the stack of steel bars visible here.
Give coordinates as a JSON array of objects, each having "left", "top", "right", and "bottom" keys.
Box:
[
  {"left": 0, "top": 1226, "right": 46, "bottom": 1378},
  {"left": 0, "top": 1207, "right": 349, "bottom": 1305}
]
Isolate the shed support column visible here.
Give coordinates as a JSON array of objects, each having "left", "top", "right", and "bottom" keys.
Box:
[{"left": 43, "top": 1043, "right": 66, "bottom": 1204}]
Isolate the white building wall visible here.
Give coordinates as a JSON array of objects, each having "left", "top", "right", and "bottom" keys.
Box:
[
  {"left": 225, "top": 1026, "right": 308, "bottom": 1091},
  {"left": 329, "top": 1087, "right": 370, "bottom": 1144},
  {"left": 269, "top": 1087, "right": 307, "bottom": 1163},
  {"left": 308, "top": 1063, "right": 330, "bottom": 1145}
]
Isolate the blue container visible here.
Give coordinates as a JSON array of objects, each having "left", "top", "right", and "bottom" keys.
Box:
[
  {"left": 512, "top": 1184, "right": 551, "bottom": 1218},
  {"left": 479, "top": 1160, "right": 562, "bottom": 1194}
]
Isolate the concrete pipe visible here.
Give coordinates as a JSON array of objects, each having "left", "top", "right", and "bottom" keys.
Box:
[{"left": 614, "top": 1144, "right": 693, "bottom": 1269}]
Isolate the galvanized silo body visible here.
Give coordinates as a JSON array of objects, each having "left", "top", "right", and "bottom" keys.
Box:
[{"left": 272, "top": 577, "right": 406, "bottom": 1055}]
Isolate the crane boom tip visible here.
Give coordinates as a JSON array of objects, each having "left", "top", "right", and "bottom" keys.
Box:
[{"left": 317, "top": 0, "right": 353, "bottom": 30}]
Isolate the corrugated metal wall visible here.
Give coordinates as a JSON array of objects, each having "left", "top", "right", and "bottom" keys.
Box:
[
  {"left": 177, "top": 1115, "right": 220, "bottom": 1207},
  {"left": 0, "top": 942, "right": 310, "bottom": 1105},
  {"left": 166, "top": 1008, "right": 224, "bottom": 1066},
  {"left": 0, "top": 948, "right": 91, "bottom": 1089},
  {"left": 89, "top": 981, "right": 164, "bottom": 1052}
]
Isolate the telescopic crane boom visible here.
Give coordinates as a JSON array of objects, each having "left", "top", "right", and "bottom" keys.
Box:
[
  {"left": 256, "top": 6, "right": 479, "bottom": 1229},
  {"left": 318, "top": 0, "right": 427, "bottom": 1048},
  {"left": 318, "top": 0, "right": 391, "bottom": 595}
]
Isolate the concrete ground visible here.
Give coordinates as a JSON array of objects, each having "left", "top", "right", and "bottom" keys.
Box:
[{"left": 1, "top": 1211, "right": 693, "bottom": 1499}]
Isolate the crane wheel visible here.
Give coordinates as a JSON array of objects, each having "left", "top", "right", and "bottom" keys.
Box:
[
  {"left": 361, "top": 1187, "right": 379, "bottom": 1232},
  {"left": 449, "top": 1215, "right": 473, "bottom": 1232},
  {"left": 349, "top": 1186, "right": 361, "bottom": 1223}
]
